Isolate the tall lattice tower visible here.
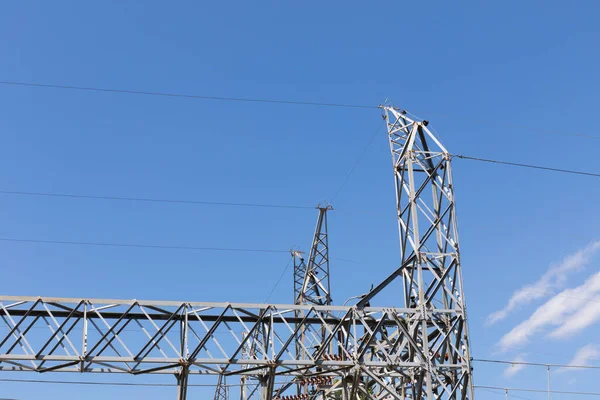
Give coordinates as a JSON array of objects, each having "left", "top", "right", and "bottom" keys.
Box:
[
  {"left": 292, "top": 205, "right": 333, "bottom": 398},
  {"left": 294, "top": 205, "right": 332, "bottom": 307},
  {"left": 358, "top": 106, "right": 474, "bottom": 399}
]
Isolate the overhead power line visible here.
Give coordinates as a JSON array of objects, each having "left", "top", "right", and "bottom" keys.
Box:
[
  {"left": 0, "top": 378, "right": 178, "bottom": 387},
  {"left": 455, "top": 155, "right": 600, "bottom": 178},
  {"left": 331, "top": 119, "right": 386, "bottom": 202},
  {"left": 0, "top": 80, "right": 377, "bottom": 109},
  {"left": 0, "top": 190, "right": 313, "bottom": 210},
  {"left": 1, "top": 154, "right": 598, "bottom": 213},
  {"left": 478, "top": 387, "right": 532, "bottom": 400},
  {"left": 0, "top": 237, "right": 362, "bottom": 264},
  {"left": 3, "top": 80, "right": 600, "bottom": 140},
  {"left": 5, "top": 377, "right": 600, "bottom": 397},
  {"left": 475, "top": 385, "right": 600, "bottom": 397},
  {"left": 473, "top": 358, "right": 600, "bottom": 370},
  {"left": 0, "top": 377, "right": 285, "bottom": 388},
  {"left": 264, "top": 255, "right": 294, "bottom": 303},
  {"left": 0, "top": 238, "right": 288, "bottom": 253}
]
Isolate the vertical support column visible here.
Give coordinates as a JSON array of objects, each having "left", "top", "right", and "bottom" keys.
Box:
[
  {"left": 80, "top": 301, "right": 87, "bottom": 372},
  {"left": 547, "top": 365, "right": 551, "bottom": 400},
  {"left": 177, "top": 304, "right": 190, "bottom": 400},
  {"left": 176, "top": 365, "right": 189, "bottom": 400},
  {"left": 240, "top": 376, "right": 247, "bottom": 400},
  {"left": 261, "top": 376, "right": 268, "bottom": 400},
  {"left": 260, "top": 367, "right": 275, "bottom": 400},
  {"left": 214, "top": 374, "right": 229, "bottom": 400}
]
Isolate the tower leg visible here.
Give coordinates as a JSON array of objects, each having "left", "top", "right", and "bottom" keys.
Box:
[{"left": 176, "top": 366, "right": 189, "bottom": 400}]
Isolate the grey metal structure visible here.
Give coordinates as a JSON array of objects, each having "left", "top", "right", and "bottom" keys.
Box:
[
  {"left": 292, "top": 205, "right": 333, "bottom": 398},
  {"left": 215, "top": 373, "right": 229, "bottom": 400},
  {"left": 0, "top": 296, "right": 457, "bottom": 399},
  {"left": 358, "top": 105, "right": 474, "bottom": 399},
  {"left": 0, "top": 107, "right": 475, "bottom": 399},
  {"left": 294, "top": 205, "right": 333, "bottom": 307}
]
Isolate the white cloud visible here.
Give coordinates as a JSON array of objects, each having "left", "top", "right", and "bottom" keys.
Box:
[
  {"left": 556, "top": 344, "right": 600, "bottom": 373},
  {"left": 569, "top": 344, "right": 600, "bottom": 366},
  {"left": 497, "top": 271, "right": 600, "bottom": 352},
  {"left": 487, "top": 240, "right": 600, "bottom": 325},
  {"left": 503, "top": 354, "right": 527, "bottom": 378},
  {"left": 550, "top": 296, "right": 600, "bottom": 338}
]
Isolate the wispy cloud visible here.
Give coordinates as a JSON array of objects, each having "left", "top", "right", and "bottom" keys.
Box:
[
  {"left": 503, "top": 354, "right": 527, "bottom": 378},
  {"left": 487, "top": 240, "right": 600, "bottom": 325},
  {"left": 497, "top": 271, "right": 600, "bottom": 352},
  {"left": 568, "top": 344, "right": 600, "bottom": 366},
  {"left": 550, "top": 296, "right": 600, "bottom": 338},
  {"left": 556, "top": 344, "right": 600, "bottom": 373}
]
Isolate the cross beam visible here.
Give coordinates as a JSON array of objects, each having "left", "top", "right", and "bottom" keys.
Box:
[{"left": 0, "top": 296, "right": 469, "bottom": 399}]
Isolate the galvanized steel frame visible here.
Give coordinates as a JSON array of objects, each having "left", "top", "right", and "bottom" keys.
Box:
[
  {"left": 0, "top": 296, "right": 465, "bottom": 399},
  {"left": 356, "top": 106, "right": 474, "bottom": 399},
  {"left": 0, "top": 107, "right": 475, "bottom": 399}
]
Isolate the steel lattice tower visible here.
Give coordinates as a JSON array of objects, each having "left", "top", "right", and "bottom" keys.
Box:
[
  {"left": 294, "top": 205, "right": 332, "bottom": 307},
  {"left": 357, "top": 105, "right": 474, "bottom": 399},
  {"left": 292, "top": 205, "right": 333, "bottom": 399}
]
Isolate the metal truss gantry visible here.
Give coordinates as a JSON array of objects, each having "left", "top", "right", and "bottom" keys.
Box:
[
  {"left": 0, "top": 296, "right": 459, "bottom": 399},
  {"left": 0, "top": 106, "right": 475, "bottom": 400}
]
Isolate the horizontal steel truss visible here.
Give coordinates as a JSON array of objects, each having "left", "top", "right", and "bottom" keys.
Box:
[{"left": 0, "top": 296, "right": 471, "bottom": 399}]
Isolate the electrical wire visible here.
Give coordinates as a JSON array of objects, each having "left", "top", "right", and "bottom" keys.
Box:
[
  {"left": 0, "top": 190, "right": 314, "bottom": 210},
  {"left": 0, "top": 378, "right": 179, "bottom": 387},
  {"left": 5, "top": 377, "right": 600, "bottom": 397},
  {"left": 423, "top": 111, "right": 600, "bottom": 140},
  {"left": 264, "top": 255, "right": 294, "bottom": 302},
  {"left": 478, "top": 387, "right": 533, "bottom": 400},
  {"left": 330, "top": 119, "right": 386, "bottom": 202},
  {"left": 0, "top": 377, "right": 287, "bottom": 388},
  {"left": 473, "top": 358, "right": 600, "bottom": 370},
  {"left": 475, "top": 385, "right": 600, "bottom": 396},
  {"left": 1, "top": 154, "right": 597, "bottom": 215},
  {"left": 0, "top": 237, "right": 361, "bottom": 263},
  {"left": 0, "top": 238, "right": 289, "bottom": 253},
  {"left": 0, "top": 80, "right": 377, "bottom": 109},
  {"left": 455, "top": 155, "right": 600, "bottom": 178},
  {"left": 4, "top": 80, "right": 600, "bottom": 140}
]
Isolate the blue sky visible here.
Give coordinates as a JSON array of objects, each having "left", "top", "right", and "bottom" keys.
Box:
[{"left": 1, "top": 1, "right": 600, "bottom": 399}]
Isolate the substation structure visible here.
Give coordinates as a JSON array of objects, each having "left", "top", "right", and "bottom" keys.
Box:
[{"left": 0, "top": 106, "right": 475, "bottom": 399}]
